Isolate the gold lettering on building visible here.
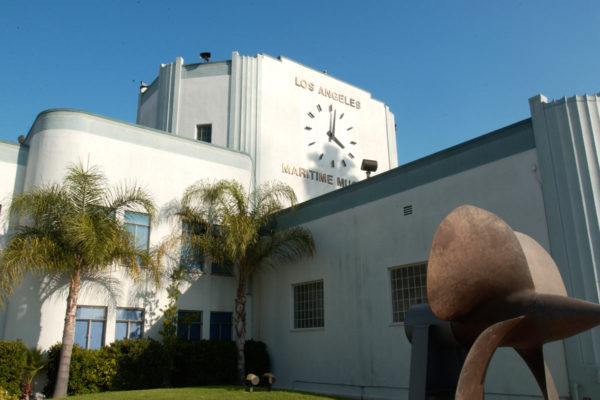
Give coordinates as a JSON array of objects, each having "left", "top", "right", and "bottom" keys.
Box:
[
  {"left": 281, "top": 163, "right": 355, "bottom": 188},
  {"left": 295, "top": 77, "right": 361, "bottom": 110}
]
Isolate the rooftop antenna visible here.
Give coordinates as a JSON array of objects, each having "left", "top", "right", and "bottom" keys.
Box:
[{"left": 200, "top": 52, "right": 211, "bottom": 63}]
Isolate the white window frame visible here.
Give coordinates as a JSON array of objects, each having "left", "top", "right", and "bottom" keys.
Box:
[
  {"left": 74, "top": 305, "right": 107, "bottom": 349},
  {"left": 115, "top": 307, "right": 144, "bottom": 340},
  {"left": 124, "top": 211, "right": 150, "bottom": 251},
  {"left": 177, "top": 310, "right": 203, "bottom": 341}
]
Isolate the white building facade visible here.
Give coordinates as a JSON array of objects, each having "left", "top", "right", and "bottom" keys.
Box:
[{"left": 0, "top": 52, "right": 599, "bottom": 399}]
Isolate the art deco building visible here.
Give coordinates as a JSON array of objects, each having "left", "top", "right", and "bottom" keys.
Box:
[{"left": 0, "top": 52, "right": 598, "bottom": 399}]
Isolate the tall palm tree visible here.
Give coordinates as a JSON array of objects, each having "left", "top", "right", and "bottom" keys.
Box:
[
  {"left": 173, "top": 180, "right": 314, "bottom": 384},
  {"left": 0, "top": 163, "right": 159, "bottom": 398}
]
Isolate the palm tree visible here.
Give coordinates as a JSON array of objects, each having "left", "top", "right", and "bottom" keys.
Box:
[
  {"left": 21, "top": 347, "right": 47, "bottom": 400},
  {"left": 0, "top": 163, "right": 159, "bottom": 398},
  {"left": 173, "top": 180, "right": 314, "bottom": 384}
]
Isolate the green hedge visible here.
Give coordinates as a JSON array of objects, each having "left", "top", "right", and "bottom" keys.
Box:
[
  {"left": 105, "top": 339, "right": 171, "bottom": 390},
  {"left": 44, "top": 344, "right": 116, "bottom": 396},
  {"left": 0, "top": 340, "right": 28, "bottom": 397},
  {"left": 44, "top": 338, "right": 270, "bottom": 396}
]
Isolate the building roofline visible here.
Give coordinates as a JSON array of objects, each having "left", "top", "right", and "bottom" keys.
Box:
[
  {"left": 22, "top": 108, "right": 253, "bottom": 170},
  {"left": 278, "top": 118, "right": 534, "bottom": 227}
]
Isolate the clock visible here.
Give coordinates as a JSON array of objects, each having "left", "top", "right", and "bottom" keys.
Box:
[{"left": 304, "top": 103, "right": 359, "bottom": 169}]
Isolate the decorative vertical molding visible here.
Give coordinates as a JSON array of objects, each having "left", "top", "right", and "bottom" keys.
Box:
[
  {"left": 385, "top": 106, "right": 398, "bottom": 168},
  {"left": 530, "top": 93, "right": 600, "bottom": 396},
  {"left": 170, "top": 57, "right": 183, "bottom": 134},
  {"left": 228, "top": 52, "right": 259, "bottom": 189},
  {"left": 156, "top": 58, "right": 183, "bottom": 134}
]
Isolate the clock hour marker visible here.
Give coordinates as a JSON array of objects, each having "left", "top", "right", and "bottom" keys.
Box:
[
  {"left": 339, "top": 113, "right": 344, "bottom": 119},
  {"left": 342, "top": 160, "right": 347, "bottom": 167},
  {"left": 348, "top": 153, "right": 355, "bottom": 159},
  {"left": 305, "top": 126, "right": 312, "bottom": 130},
  {"left": 308, "top": 112, "right": 315, "bottom": 118},
  {"left": 316, "top": 104, "right": 322, "bottom": 112},
  {"left": 331, "top": 160, "right": 335, "bottom": 167},
  {"left": 347, "top": 127, "right": 353, "bottom": 131},
  {"left": 308, "top": 141, "right": 315, "bottom": 146},
  {"left": 319, "top": 153, "right": 324, "bottom": 160},
  {"left": 350, "top": 141, "right": 357, "bottom": 145},
  {"left": 329, "top": 105, "right": 333, "bottom": 111}
]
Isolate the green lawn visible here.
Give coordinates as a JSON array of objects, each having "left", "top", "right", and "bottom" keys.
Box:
[{"left": 64, "top": 386, "right": 350, "bottom": 400}]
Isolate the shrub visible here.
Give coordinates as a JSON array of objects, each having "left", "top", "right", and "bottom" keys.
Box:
[
  {"left": 0, "top": 340, "right": 28, "bottom": 397},
  {"left": 105, "top": 338, "right": 171, "bottom": 390},
  {"left": 44, "top": 344, "right": 116, "bottom": 396},
  {"left": 0, "top": 387, "right": 20, "bottom": 400},
  {"left": 172, "top": 340, "right": 236, "bottom": 387},
  {"left": 245, "top": 340, "right": 271, "bottom": 376},
  {"left": 43, "top": 338, "right": 270, "bottom": 394}
]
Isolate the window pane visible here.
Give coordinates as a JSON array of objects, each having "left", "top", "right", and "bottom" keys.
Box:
[
  {"left": 115, "top": 321, "right": 127, "bottom": 341},
  {"left": 293, "top": 281, "right": 324, "bottom": 329},
  {"left": 74, "top": 320, "right": 89, "bottom": 348},
  {"left": 390, "top": 262, "right": 428, "bottom": 322},
  {"left": 177, "top": 324, "right": 188, "bottom": 340},
  {"left": 77, "top": 306, "right": 106, "bottom": 319},
  {"left": 210, "top": 312, "right": 232, "bottom": 340},
  {"left": 129, "top": 322, "right": 143, "bottom": 339},
  {"left": 197, "top": 124, "right": 212, "bottom": 143},
  {"left": 189, "top": 324, "right": 201, "bottom": 340},
  {"left": 135, "top": 226, "right": 149, "bottom": 250},
  {"left": 117, "top": 308, "right": 143, "bottom": 320},
  {"left": 124, "top": 212, "right": 150, "bottom": 225},
  {"left": 178, "top": 311, "right": 201, "bottom": 322},
  {"left": 210, "top": 312, "right": 231, "bottom": 323},
  {"left": 125, "top": 224, "right": 136, "bottom": 237},
  {"left": 181, "top": 223, "right": 204, "bottom": 271},
  {"left": 211, "top": 262, "right": 231, "bottom": 275},
  {"left": 89, "top": 320, "right": 104, "bottom": 349}
]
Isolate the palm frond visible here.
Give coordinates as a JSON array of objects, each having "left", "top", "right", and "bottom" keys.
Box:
[
  {"left": 105, "top": 183, "right": 157, "bottom": 222},
  {"left": 167, "top": 179, "right": 313, "bottom": 281},
  {"left": 0, "top": 161, "right": 162, "bottom": 309},
  {"left": 249, "top": 226, "right": 315, "bottom": 272},
  {"left": 64, "top": 162, "right": 107, "bottom": 213}
]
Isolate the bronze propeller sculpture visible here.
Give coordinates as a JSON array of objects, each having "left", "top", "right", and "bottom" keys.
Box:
[{"left": 428, "top": 205, "right": 600, "bottom": 400}]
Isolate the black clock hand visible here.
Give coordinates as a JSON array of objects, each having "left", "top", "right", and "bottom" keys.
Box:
[
  {"left": 332, "top": 110, "right": 336, "bottom": 135},
  {"left": 327, "top": 132, "right": 345, "bottom": 149},
  {"left": 328, "top": 109, "right": 333, "bottom": 141}
]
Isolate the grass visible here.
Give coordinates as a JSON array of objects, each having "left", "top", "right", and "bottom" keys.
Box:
[{"left": 64, "top": 386, "right": 350, "bottom": 400}]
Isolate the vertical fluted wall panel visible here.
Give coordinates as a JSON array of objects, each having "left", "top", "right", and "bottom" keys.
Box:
[{"left": 530, "top": 93, "right": 600, "bottom": 396}]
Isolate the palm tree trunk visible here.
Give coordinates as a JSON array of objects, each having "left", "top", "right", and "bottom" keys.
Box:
[
  {"left": 234, "top": 277, "right": 247, "bottom": 385},
  {"left": 53, "top": 268, "right": 81, "bottom": 398}
]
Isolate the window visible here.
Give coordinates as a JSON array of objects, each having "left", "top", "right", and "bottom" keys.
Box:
[
  {"left": 124, "top": 212, "right": 150, "bottom": 251},
  {"left": 74, "top": 306, "right": 106, "bottom": 349},
  {"left": 293, "top": 280, "right": 324, "bottom": 329},
  {"left": 211, "top": 261, "right": 232, "bottom": 275},
  {"left": 177, "top": 310, "right": 202, "bottom": 340},
  {"left": 196, "top": 124, "right": 212, "bottom": 143},
  {"left": 181, "top": 222, "right": 204, "bottom": 270},
  {"left": 210, "top": 312, "right": 232, "bottom": 340},
  {"left": 115, "top": 308, "right": 144, "bottom": 340},
  {"left": 390, "top": 262, "right": 428, "bottom": 323}
]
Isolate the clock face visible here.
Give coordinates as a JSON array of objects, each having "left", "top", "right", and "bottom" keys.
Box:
[{"left": 304, "top": 103, "right": 359, "bottom": 169}]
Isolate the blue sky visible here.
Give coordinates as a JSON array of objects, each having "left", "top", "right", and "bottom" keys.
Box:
[{"left": 1, "top": 1, "right": 598, "bottom": 165}]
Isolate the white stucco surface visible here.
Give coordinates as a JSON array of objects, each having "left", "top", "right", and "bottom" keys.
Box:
[
  {"left": 1, "top": 110, "right": 252, "bottom": 348},
  {"left": 253, "top": 148, "right": 569, "bottom": 399}
]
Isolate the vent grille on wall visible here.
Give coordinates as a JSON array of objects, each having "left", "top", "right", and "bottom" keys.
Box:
[{"left": 403, "top": 205, "right": 413, "bottom": 216}]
